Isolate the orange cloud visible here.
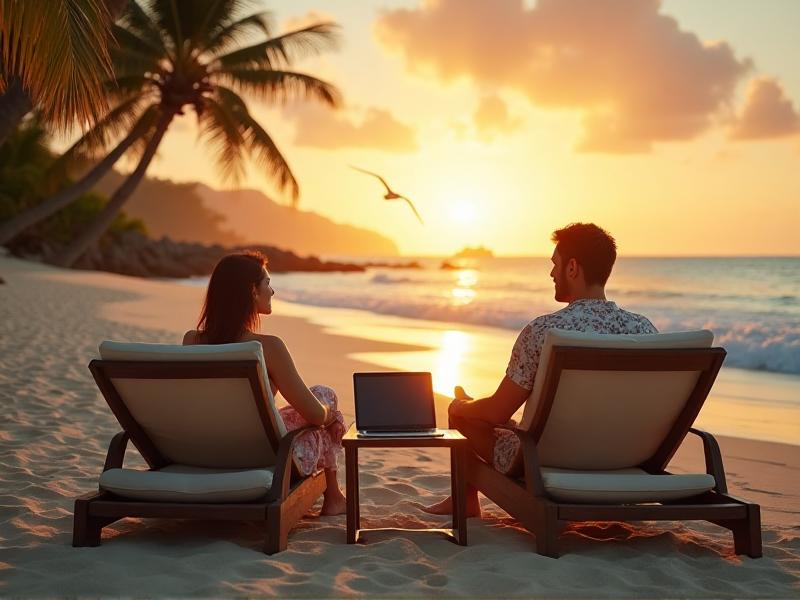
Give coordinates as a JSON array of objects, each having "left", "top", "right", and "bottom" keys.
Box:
[
  {"left": 289, "top": 105, "right": 418, "bottom": 152},
  {"left": 376, "top": 0, "right": 755, "bottom": 152},
  {"left": 474, "top": 95, "right": 521, "bottom": 140},
  {"left": 730, "top": 77, "right": 800, "bottom": 140}
]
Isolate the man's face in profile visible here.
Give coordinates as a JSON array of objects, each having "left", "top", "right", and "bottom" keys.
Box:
[{"left": 549, "top": 247, "right": 569, "bottom": 302}]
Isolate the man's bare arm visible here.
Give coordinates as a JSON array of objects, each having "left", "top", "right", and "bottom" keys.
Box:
[{"left": 449, "top": 376, "right": 530, "bottom": 424}]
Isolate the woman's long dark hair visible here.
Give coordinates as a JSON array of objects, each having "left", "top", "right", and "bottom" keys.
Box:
[{"left": 197, "top": 251, "right": 268, "bottom": 344}]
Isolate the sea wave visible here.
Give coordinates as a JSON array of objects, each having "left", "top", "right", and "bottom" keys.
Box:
[
  {"left": 277, "top": 288, "right": 800, "bottom": 375},
  {"left": 369, "top": 273, "right": 413, "bottom": 284},
  {"left": 344, "top": 271, "right": 798, "bottom": 308}
]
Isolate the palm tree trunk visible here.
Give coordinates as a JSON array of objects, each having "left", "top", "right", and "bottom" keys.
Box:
[
  {"left": 54, "top": 111, "right": 174, "bottom": 267},
  {"left": 0, "top": 125, "right": 148, "bottom": 246},
  {"left": 0, "top": 78, "right": 34, "bottom": 147}
]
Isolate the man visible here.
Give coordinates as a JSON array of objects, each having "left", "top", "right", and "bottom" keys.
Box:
[{"left": 423, "top": 223, "right": 657, "bottom": 516}]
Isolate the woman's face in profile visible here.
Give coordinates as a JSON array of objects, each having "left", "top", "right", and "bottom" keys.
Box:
[{"left": 254, "top": 268, "right": 275, "bottom": 315}]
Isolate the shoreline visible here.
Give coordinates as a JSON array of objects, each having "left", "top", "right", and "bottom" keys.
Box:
[{"left": 1, "top": 255, "right": 798, "bottom": 597}]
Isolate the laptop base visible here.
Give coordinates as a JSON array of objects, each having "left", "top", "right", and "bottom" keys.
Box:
[{"left": 357, "top": 429, "right": 446, "bottom": 438}]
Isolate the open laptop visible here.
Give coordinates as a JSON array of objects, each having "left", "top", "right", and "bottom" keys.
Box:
[{"left": 353, "top": 372, "right": 445, "bottom": 437}]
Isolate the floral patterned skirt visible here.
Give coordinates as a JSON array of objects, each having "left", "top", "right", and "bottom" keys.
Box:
[
  {"left": 278, "top": 384, "right": 346, "bottom": 476},
  {"left": 492, "top": 423, "right": 522, "bottom": 476}
]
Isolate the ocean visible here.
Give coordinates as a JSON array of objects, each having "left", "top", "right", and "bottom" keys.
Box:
[
  {"left": 253, "top": 256, "right": 799, "bottom": 375},
  {"left": 184, "top": 256, "right": 800, "bottom": 444}
]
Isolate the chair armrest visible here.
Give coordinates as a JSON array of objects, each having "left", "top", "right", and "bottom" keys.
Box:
[
  {"left": 510, "top": 427, "right": 547, "bottom": 497},
  {"left": 267, "top": 425, "right": 322, "bottom": 502},
  {"left": 103, "top": 431, "right": 129, "bottom": 471},
  {"left": 687, "top": 427, "right": 727, "bottom": 493}
]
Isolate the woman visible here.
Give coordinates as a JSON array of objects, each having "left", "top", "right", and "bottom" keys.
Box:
[{"left": 183, "top": 251, "right": 347, "bottom": 516}]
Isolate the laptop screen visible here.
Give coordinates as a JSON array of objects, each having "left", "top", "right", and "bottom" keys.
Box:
[{"left": 354, "top": 372, "right": 435, "bottom": 431}]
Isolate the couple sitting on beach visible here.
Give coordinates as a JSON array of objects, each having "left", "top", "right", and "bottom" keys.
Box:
[{"left": 183, "top": 222, "right": 657, "bottom": 518}]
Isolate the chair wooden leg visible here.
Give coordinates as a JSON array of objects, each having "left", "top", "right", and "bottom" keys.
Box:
[
  {"left": 263, "top": 473, "right": 326, "bottom": 555},
  {"left": 731, "top": 504, "right": 762, "bottom": 558},
  {"left": 534, "top": 504, "right": 560, "bottom": 558},
  {"left": 712, "top": 503, "right": 762, "bottom": 558},
  {"left": 72, "top": 498, "right": 116, "bottom": 547},
  {"left": 264, "top": 503, "right": 289, "bottom": 555}
]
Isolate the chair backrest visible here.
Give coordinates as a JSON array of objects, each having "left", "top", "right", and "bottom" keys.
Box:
[
  {"left": 92, "top": 340, "right": 287, "bottom": 469},
  {"left": 519, "top": 329, "right": 724, "bottom": 471}
]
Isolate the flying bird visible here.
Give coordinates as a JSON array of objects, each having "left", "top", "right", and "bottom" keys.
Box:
[{"left": 350, "top": 165, "right": 424, "bottom": 224}]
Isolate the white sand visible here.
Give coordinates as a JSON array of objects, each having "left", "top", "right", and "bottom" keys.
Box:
[{"left": 1, "top": 254, "right": 798, "bottom": 597}]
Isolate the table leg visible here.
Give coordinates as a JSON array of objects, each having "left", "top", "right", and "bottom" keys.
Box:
[
  {"left": 346, "top": 445, "right": 359, "bottom": 543},
  {"left": 451, "top": 445, "right": 467, "bottom": 545}
]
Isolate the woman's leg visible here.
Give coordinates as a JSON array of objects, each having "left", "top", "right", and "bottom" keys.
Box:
[{"left": 309, "top": 385, "right": 347, "bottom": 516}]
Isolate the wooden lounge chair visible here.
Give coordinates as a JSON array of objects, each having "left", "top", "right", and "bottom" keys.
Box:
[
  {"left": 465, "top": 329, "right": 762, "bottom": 558},
  {"left": 73, "top": 340, "right": 326, "bottom": 554}
]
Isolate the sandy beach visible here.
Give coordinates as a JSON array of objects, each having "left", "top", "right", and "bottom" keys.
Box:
[{"left": 1, "top": 254, "right": 798, "bottom": 597}]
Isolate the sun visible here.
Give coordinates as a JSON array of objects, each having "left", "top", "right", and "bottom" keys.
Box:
[{"left": 449, "top": 200, "right": 479, "bottom": 224}]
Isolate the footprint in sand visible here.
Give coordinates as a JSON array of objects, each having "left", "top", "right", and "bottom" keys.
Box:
[{"left": 425, "top": 573, "right": 448, "bottom": 587}]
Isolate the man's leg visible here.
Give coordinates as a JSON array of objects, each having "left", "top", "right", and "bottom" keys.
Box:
[{"left": 421, "top": 414, "right": 496, "bottom": 516}]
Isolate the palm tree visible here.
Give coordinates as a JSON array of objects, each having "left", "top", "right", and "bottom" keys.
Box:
[
  {"left": 0, "top": 0, "right": 119, "bottom": 145},
  {"left": 4, "top": 0, "right": 341, "bottom": 266}
]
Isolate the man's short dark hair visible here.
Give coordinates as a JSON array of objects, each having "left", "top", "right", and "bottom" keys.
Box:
[{"left": 551, "top": 223, "right": 617, "bottom": 286}]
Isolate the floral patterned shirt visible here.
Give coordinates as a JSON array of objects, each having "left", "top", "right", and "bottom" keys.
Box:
[{"left": 506, "top": 299, "right": 658, "bottom": 390}]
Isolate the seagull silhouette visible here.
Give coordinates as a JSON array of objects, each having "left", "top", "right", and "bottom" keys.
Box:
[{"left": 350, "top": 165, "right": 424, "bottom": 224}]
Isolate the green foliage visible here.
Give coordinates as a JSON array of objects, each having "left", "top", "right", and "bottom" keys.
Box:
[
  {"left": 0, "top": 118, "right": 145, "bottom": 244},
  {"left": 39, "top": 190, "right": 146, "bottom": 244}
]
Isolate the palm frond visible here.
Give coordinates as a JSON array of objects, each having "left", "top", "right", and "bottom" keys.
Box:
[
  {"left": 185, "top": 0, "right": 247, "bottom": 54},
  {"left": 215, "top": 86, "right": 298, "bottom": 201},
  {"left": 198, "top": 91, "right": 247, "bottom": 183},
  {"left": 211, "top": 68, "right": 341, "bottom": 107},
  {"left": 112, "top": 21, "right": 165, "bottom": 65},
  {"left": 0, "top": 0, "right": 114, "bottom": 131},
  {"left": 47, "top": 102, "right": 159, "bottom": 185},
  {"left": 242, "top": 111, "right": 299, "bottom": 202},
  {"left": 212, "top": 22, "right": 340, "bottom": 70},
  {"left": 110, "top": 34, "right": 165, "bottom": 83},
  {"left": 107, "top": 75, "right": 156, "bottom": 101},
  {"left": 61, "top": 94, "right": 151, "bottom": 160},
  {"left": 144, "top": 0, "right": 233, "bottom": 61},
  {"left": 199, "top": 11, "right": 272, "bottom": 58},
  {"left": 117, "top": 0, "right": 171, "bottom": 58}
]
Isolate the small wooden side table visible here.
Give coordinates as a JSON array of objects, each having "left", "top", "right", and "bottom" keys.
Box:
[{"left": 342, "top": 424, "right": 468, "bottom": 546}]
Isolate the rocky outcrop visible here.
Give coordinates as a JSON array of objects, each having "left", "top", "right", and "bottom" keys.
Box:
[
  {"left": 359, "top": 260, "right": 422, "bottom": 269},
  {"left": 10, "top": 231, "right": 364, "bottom": 278}
]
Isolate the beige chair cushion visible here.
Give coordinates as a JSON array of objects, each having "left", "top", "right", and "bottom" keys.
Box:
[
  {"left": 519, "top": 329, "right": 714, "bottom": 470},
  {"left": 541, "top": 467, "right": 716, "bottom": 503},
  {"left": 99, "top": 341, "right": 287, "bottom": 468},
  {"left": 99, "top": 465, "right": 275, "bottom": 503}
]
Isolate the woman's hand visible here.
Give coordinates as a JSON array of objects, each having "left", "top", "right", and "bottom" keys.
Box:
[{"left": 322, "top": 406, "right": 338, "bottom": 427}]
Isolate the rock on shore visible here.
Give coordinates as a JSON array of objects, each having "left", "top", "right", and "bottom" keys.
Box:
[{"left": 11, "top": 231, "right": 364, "bottom": 278}]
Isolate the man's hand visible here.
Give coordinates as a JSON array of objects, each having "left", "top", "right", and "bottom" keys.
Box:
[
  {"left": 448, "top": 397, "right": 470, "bottom": 419},
  {"left": 448, "top": 385, "right": 474, "bottom": 419},
  {"left": 454, "top": 385, "right": 472, "bottom": 400}
]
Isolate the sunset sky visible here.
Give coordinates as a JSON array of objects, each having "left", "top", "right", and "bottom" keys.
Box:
[{"left": 114, "top": 0, "right": 800, "bottom": 257}]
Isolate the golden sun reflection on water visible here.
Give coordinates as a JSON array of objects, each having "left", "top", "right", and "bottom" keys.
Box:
[
  {"left": 450, "top": 269, "right": 478, "bottom": 306},
  {"left": 432, "top": 330, "right": 470, "bottom": 395}
]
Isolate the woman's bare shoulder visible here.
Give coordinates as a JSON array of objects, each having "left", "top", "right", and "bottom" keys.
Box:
[
  {"left": 252, "top": 333, "right": 287, "bottom": 351},
  {"left": 182, "top": 330, "right": 201, "bottom": 345}
]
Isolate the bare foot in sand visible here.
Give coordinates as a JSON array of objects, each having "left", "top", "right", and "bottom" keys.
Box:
[
  {"left": 419, "top": 495, "right": 482, "bottom": 518},
  {"left": 320, "top": 490, "right": 347, "bottom": 516}
]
